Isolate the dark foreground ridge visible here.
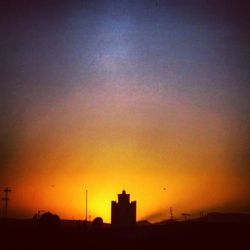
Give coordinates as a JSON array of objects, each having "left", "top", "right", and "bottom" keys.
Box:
[{"left": 0, "top": 214, "right": 250, "bottom": 250}]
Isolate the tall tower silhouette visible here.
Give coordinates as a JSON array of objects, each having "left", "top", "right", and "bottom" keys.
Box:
[{"left": 111, "top": 190, "right": 136, "bottom": 227}]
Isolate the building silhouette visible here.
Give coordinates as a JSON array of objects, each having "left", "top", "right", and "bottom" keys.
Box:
[{"left": 111, "top": 190, "right": 136, "bottom": 227}]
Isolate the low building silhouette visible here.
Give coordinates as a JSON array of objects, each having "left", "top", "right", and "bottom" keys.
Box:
[
  {"left": 38, "top": 212, "right": 61, "bottom": 230},
  {"left": 111, "top": 190, "right": 136, "bottom": 227}
]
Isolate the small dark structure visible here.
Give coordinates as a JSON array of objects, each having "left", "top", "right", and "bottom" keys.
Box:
[
  {"left": 38, "top": 212, "right": 61, "bottom": 230},
  {"left": 111, "top": 190, "right": 136, "bottom": 227},
  {"left": 92, "top": 217, "right": 103, "bottom": 228}
]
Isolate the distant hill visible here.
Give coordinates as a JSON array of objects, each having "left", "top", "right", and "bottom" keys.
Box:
[
  {"left": 155, "top": 212, "right": 250, "bottom": 224},
  {"left": 136, "top": 220, "right": 152, "bottom": 226},
  {"left": 154, "top": 219, "right": 179, "bottom": 225},
  {"left": 200, "top": 212, "right": 250, "bottom": 223}
]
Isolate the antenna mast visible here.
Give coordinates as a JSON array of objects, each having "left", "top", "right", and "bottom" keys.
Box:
[{"left": 85, "top": 189, "right": 88, "bottom": 221}]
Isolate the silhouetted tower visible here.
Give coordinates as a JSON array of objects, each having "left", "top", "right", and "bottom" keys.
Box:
[
  {"left": 2, "top": 187, "right": 11, "bottom": 218},
  {"left": 111, "top": 190, "right": 136, "bottom": 227}
]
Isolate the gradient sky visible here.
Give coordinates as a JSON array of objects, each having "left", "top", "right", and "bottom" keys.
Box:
[{"left": 0, "top": 0, "right": 250, "bottom": 222}]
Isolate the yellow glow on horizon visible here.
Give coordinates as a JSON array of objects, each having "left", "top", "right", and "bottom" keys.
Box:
[
  {"left": 2, "top": 84, "right": 248, "bottom": 222},
  {"left": 6, "top": 161, "right": 246, "bottom": 223}
]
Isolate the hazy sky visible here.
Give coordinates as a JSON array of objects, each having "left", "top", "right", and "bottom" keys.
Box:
[{"left": 0, "top": 0, "right": 250, "bottom": 222}]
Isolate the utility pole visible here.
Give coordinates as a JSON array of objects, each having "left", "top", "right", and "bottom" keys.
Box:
[
  {"left": 85, "top": 189, "right": 88, "bottom": 221},
  {"left": 170, "top": 207, "right": 173, "bottom": 223},
  {"left": 182, "top": 213, "right": 191, "bottom": 221},
  {"left": 200, "top": 211, "right": 204, "bottom": 221},
  {"left": 38, "top": 210, "right": 46, "bottom": 219},
  {"left": 2, "top": 187, "right": 11, "bottom": 218}
]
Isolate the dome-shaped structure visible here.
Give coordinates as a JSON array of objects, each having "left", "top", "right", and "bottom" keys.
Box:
[{"left": 92, "top": 217, "right": 103, "bottom": 227}]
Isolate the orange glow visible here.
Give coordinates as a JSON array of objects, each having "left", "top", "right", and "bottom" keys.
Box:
[{"left": 2, "top": 84, "right": 248, "bottom": 222}]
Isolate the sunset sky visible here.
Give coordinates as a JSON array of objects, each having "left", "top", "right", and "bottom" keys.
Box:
[{"left": 0, "top": 0, "right": 250, "bottom": 223}]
